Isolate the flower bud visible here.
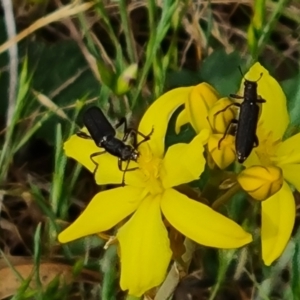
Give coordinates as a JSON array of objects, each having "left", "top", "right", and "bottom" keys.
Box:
[
  {"left": 208, "top": 98, "right": 237, "bottom": 133},
  {"left": 185, "top": 83, "right": 219, "bottom": 133},
  {"left": 115, "top": 64, "right": 138, "bottom": 95},
  {"left": 237, "top": 165, "right": 283, "bottom": 201},
  {"left": 208, "top": 133, "right": 235, "bottom": 169}
]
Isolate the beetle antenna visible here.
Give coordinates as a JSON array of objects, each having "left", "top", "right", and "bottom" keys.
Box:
[
  {"left": 238, "top": 66, "right": 244, "bottom": 79},
  {"left": 122, "top": 160, "right": 130, "bottom": 186},
  {"left": 254, "top": 72, "right": 263, "bottom": 82},
  {"left": 239, "top": 66, "right": 263, "bottom": 82}
]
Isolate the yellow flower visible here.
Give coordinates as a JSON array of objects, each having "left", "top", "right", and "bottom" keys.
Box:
[
  {"left": 175, "top": 82, "right": 219, "bottom": 134},
  {"left": 175, "top": 82, "right": 235, "bottom": 169},
  {"left": 237, "top": 63, "right": 296, "bottom": 266},
  {"left": 240, "top": 130, "right": 297, "bottom": 266},
  {"left": 175, "top": 62, "right": 296, "bottom": 266},
  {"left": 207, "top": 97, "right": 238, "bottom": 168},
  {"left": 182, "top": 63, "right": 290, "bottom": 170},
  {"left": 58, "top": 87, "right": 252, "bottom": 296}
]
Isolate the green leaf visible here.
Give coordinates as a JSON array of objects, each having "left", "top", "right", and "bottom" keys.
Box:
[
  {"left": 72, "top": 259, "right": 85, "bottom": 277},
  {"left": 165, "top": 69, "right": 202, "bottom": 89},
  {"left": 292, "top": 231, "right": 300, "bottom": 296},
  {"left": 60, "top": 236, "right": 106, "bottom": 255},
  {"left": 29, "top": 40, "right": 99, "bottom": 143},
  {"left": 281, "top": 73, "right": 300, "bottom": 129},
  {"left": 227, "top": 190, "right": 248, "bottom": 222},
  {"left": 165, "top": 106, "right": 196, "bottom": 150},
  {"left": 199, "top": 49, "right": 245, "bottom": 96},
  {"left": 0, "top": 40, "right": 101, "bottom": 145},
  {"left": 101, "top": 245, "right": 118, "bottom": 300},
  {"left": 44, "top": 275, "right": 61, "bottom": 296},
  {"left": 165, "top": 50, "right": 245, "bottom": 97}
]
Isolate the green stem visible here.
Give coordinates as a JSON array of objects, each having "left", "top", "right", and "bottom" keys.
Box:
[
  {"left": 131, "top": 0, "right": 177, "bottom": 109},
  {"left": 212, "top": 183, "right": 241, "bottom": 210},
  {"left": 209, "top": 250, "right": 235, "bottom": 300},
  {"left": 125, "top": 296, "right": 141, "bottom": 300},
  {"left": 250, "top": 0, "right": 289, "bottom": 61},
  {"left": 119, "top": 0, "right": 137, "bottom": 63},
  {"left": 201, "top": 169, "right": 227, "bottom": 203}
]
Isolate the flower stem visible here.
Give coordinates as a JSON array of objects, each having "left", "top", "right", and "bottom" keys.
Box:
[
  {"left": 212, "top": 183, "right": 241, "bottom": 210},
  {"left": 125, "top": 296, "right": 141, "bottom": 300},
  {"left": 201, "top": 170, "right": 225, "bottom": 202}
]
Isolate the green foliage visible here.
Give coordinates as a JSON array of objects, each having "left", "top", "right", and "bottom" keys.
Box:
[
  {"left": 291, "top": 231, "right": 300, "bottom": 296},
  {"left": 166, "top": 50, "right": 245, "bottom": 96},
  {"left": 0, "top": 0, "right": 299, "bottom": 299},
  {"left": 0, "top": 40, "right": 100, "bottom": 145},
  {"left": 199, "top": 50, "right": 244, "bottom": 96},
  {"left": 27, "top": 42, "right": 100, "bottom": 100},
  {"left": 282, "top": 73, "right": 300, "bottom": 132},
  {"left": 101, "top": 245, "right": 118, "bottom": 300},
  {"left": 0, "top": 58, "right": 32, "bottom": 182},
  {"left": 72, "top": 259, "right": 85, "bottom": 277}
]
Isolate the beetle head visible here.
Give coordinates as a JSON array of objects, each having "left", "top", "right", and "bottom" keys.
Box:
[
  {"left": 237, "top": 153, "right": 247, "bottom": 164},
  {"left": 121, "top": 145, "right": 139, "bottom": 161},
  {"left": 131, "top": 150, "right": 139, "bottom": 161},
  {"left": 243, "top": 79, "right": 258, "bottom": 91}
]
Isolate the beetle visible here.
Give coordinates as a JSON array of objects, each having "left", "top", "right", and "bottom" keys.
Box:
[
  {"left": 77, "top": 106, "right": 153, "bottom": 185},
  {"left": 215, "top": 70, "right": 266, "bottom": 163}
]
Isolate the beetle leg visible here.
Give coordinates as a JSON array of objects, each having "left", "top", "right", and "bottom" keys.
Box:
[
  {"left": 115, "top": 117, "right": 132, "bottom": 142},
  {"left": 253, "top": 135, "right": 259, "bottom": 147},
  {"left": 115, "top": 117, "right": 128, "bottom": 132},
  {"left": 229, "top": 94, "right": 244, "bottom": 99},
  {"left": 118, "top": 159, "right": 127, "bottom": 186},
  {"left": 115, "top": 117, "right": 154, "bottom": 147},
  {"left": 90, "top": 150, "right": 107, "bottom": 175},
  {"left": 135, "top": 128, "right": 154, "bottom": 147},
  {"left": 118, "top": 158, "right": 138, "bottom": 186},
  {"left": 256, "top": 96, "right": 266, "bottom": 103},
  {"left": 218, "top": 119, "right": 238, "bottom": 149},
  {"left": 115, "top": 118, "right": 136, "bottom": 143},
  {"left": 77, "top": 131, "right": 92, "bottom": 139},
  {"left": 118, "top": 159, "right": 138, "bottom": 172},
  {"left": 124, "top": 127, "right": 154, "bottom": 148},
  {"left": 214, "top": 103, "right": 241, "bottom": 116}
]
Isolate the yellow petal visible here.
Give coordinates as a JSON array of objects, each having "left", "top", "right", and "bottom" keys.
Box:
[
  {"left": 58, "top": 186, "right": 144, "bottom": 243},
  {"left": 208, "top": 134, "right": 236, "bottom": 169},
  {"left": 161, "top": 130, "right": 209, "bottom": 188},
  {"left": 117, "top": 195, "right": 172, "bottom": 296},
  {"left": 207, "top": 97, "right": 237, "bottom": 134},
  {"left": 244, "top": 129, "right": 277, "bottom": 168},
  {"left": 64, "top": 133, "right": 100, "bottom": 173},
  {"left": 138, "top": 87, "right": 193, "bottom": 158},
  {"left": 94, "top": 153, "right": 147, "bottom": 187},
  {"left": 280, "top": 164, "right": 300, "bottom": 192},
  {"left": 275, "top": 133, "right": 300, "bottom": 165},
  {"left": 244, "top": 62, "right": 289, "bottom": 140},
  {"left": 261, "top": 181, "right": 295, "bottom": 265},
  {"left": 243, "top": 148, "right": 261, "bottom": 168},
  {"left": 175, "top": 109, "right": 188, "bottom": 134},
  {"left": 237, "top": 166, "right": 283, "bottom": 201},
  {"left": 186, "top": 83, "right": 219, "bottom": 133},
  {"left": 161, "top": 189, "right": 252, "bottom": 248}
]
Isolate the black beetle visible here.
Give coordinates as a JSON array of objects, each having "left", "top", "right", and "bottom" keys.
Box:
[
  {"left": 77, "top": 106, "right": 153, "bottom": 185},
  {"left": 215, "top": 70, "right": 266, "bottom": 163}
]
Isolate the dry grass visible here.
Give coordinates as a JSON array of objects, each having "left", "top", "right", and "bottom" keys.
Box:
[{"left": 0, "top": 0, "right": 299, "bottom": 299}]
